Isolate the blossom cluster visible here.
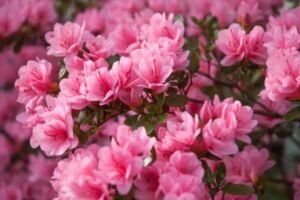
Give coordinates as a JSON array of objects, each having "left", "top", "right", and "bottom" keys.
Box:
[{"left": 0, "top": 0, "right": 300, "bottom": 200}]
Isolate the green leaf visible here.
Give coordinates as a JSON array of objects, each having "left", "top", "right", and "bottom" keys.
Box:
[
  {"left": 216, "top": 163, "right": 226, "bottom": 185},
  {"left": 165, "top": 95, "right": 188, "bottom": 107},
  {"left": 284, "top": 106, "right": 300, "bottom": 121},
  {"left": 202, "top": 161, "right": 214, "bottom": 184},
  {"left": 223, "top": 183, "right": 255, "bottom": 195},
  {"left": 106, "top": 54, "right": 120, "bottom": 68},
  {"left": 125, "top": 115, "right": 139, "bottom": 127}
]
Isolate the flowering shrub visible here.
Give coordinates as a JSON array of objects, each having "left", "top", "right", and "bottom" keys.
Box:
[{"left": 1, "top": 0, "right": 300, "bottom": 199}]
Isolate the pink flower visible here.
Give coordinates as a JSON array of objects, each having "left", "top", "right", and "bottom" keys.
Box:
[
  {"left": 26, "top": 0, "right": 57, "bottom": 26},
  {"left": 264, "top": 26, "right": 300, "bottom": 56},
  {"left": 98, "top": 146, "right": 143, "bottom": 195},
  {"left": 141, "top": 13, "right": 189, "bottom": 70},
  {"left": 236, "top": 0, "right": 263, "bottom": 26},
  {"left": 254, "top": 93, "right": 291, "bottom": 128},
  {"left": 200, "top": 96, "right": 257, "bottom": 156},
  {"left": 155, "top": 151, "right": 207, "bottom": 199},
  {"left": 59, "top": 74, "right": 89, "bottom": 110},
  {"left": 0, "top": 184, "right": 22, "bottom": 200},
  {"left": 136, "top": 50, "right": 174, "bottom": 93},
  {"left": 134, "top": 166, "right": 160, "bottom": 200},
  {"left": 0, "top": 135, "right": 12, "bottom": 171},
  {"left": 15, "top": 59, "right": 53, "bottom": 109},
  {"left": 52, "top": 145, "right": 112, "bottom": 200},
  {"left": 147, "top": 0, "right": 186, "bottom": 14},
  {"left": 85, "top": 35, "right": 111, "bottom": 60},
  {"left": 30, "top": 103, "right": 79, "bottom": 156},
  {"left": 111, "top": 125, "right": 156, "bottom": 157},
  {"left": 28, "top": 154, "right": 56, "bottom": 182},
  {"left": 156, "top": 112, "right": 201, "bottom": 159},
  {"left": 84, "top": 67, "right": 119, "bottom": 105},
  {"left": 264, "top": 51, "right": 300, "bottom": 101},
  {"left": 246, "top": 26, "right": 267, "bottom": 65},
  {"left": 112, "top": 57, "right": 143, "bottom": 106},
  {"left": 109, "top": 24, "right": 140, "bottom": 55},
  {"left": 224, "top": 145, "right": 275, "bottom": 184},
  {"left": 0, "top": 0, "right": 26, "bottom": 37},
  {"left": 75, "top": 8, "right": 105, "bottom": 33},
  {"left": 216, "top": 23, "right": 247, "bottom": 66},
  {"left": 45, "top": 22, "right": 90, "bottom": 57}
]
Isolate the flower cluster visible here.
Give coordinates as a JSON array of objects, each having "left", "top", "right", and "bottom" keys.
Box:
[{"left": 1, "top": 0, "right": 300, "bottom": 200}]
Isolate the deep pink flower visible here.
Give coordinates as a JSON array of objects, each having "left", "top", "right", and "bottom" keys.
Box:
[
  {"left": 216, "top": 23, "right": 247, "bottom": 66},
  {"left": 15, "top": 59, "right": 53, "bottom": 109},
  {"left": 30, "top": 103, "right": 79, "bottom": 156}
]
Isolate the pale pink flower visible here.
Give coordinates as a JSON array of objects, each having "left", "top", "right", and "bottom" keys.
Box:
[
  {"left": 264, "top": 51, "right": 300, "bottom": 101},
  {"left": 75, "top": 8, "right": 105, "bottom": 33},
  {"left": 264, "top": 26, "right": 300, "bottom": 56},
  {"left": 52, "top": 145, "right": 112, "bottom": 200},
  {"left": 98, "top": 146, "right": 143, "bottom": 195},
  {"left": 30, "top": 103, "right": 79, "bottom": 156},
  {"left": 15, "top": 59, "right": 53, "bottom": 109},
  {"left": 246, "top": 26, "right": 267, "bottom": 65},
  {"left": 224, "top": 145, "right": 274, "bottom": 185},
  {"left": 216, "top": 23, "right": 247, "bottom": 66},
  {"left": 85, "top": 67, "right": 119, "bottom": 105},
  {"left": 45, "top": 22, "right": 90, "bottom": 57},
  {"left": 111, "top": 125, "right": 156, "bottom": 157}
]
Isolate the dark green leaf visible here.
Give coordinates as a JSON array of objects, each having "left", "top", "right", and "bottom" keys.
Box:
[
  {"left": 165, "top": 95, "right": 188, "bottom": 107},
  {"left": 106, "top": 54, "right": 120, "bottom": 68},
  {"left": 125, "top": 115, "right": 139, "bottom": 127},
  {"left": 223, "top": 183, "right": 255, "bottom": 195},
  {"left": 202, "top": 161, "right": 214, "bottom": 184},
  {"left": 284, "top": 106, "right": 300, "bottom": 121},
  {"left": 216, "top": 163, "right": 226, "bottom": 185}
]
